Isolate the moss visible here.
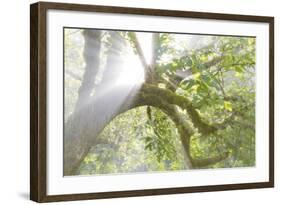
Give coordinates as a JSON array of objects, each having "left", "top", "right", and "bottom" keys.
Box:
[
  {"left": 191, "top": 151, "right": 230, "bottom": 168},
  {"left": 139, "top": 83, "right": 217, "bottom": 135}
]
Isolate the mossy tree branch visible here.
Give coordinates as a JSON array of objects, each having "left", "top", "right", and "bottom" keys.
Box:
[
  {"left": 134, "top": 87, "right": 230, "bottom": 168},
  {"left": 139, "top": 83, "right": 217, "bottom": 135},
  {"left": 191, "top": 151, "right": 230, "bottom": 168}
]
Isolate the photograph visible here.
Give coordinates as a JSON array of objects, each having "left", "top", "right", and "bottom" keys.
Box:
[
  {"left": 30, "top": 2, "right": 274, "bottom": 202},
  {"left": 63, "top": 28, "right": 256, "bottom": 176}
]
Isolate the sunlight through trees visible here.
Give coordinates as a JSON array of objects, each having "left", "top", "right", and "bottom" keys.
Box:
[{"left": 64, "top": 28, "right": 255, "bottom": 176}]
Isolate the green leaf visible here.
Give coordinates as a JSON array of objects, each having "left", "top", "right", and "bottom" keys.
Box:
[
  {"left": 224, "top": 101, "right": 233, "bottom": 112},
  {"left": 193, "top": 72, "right": 201, "bottom": 81}
]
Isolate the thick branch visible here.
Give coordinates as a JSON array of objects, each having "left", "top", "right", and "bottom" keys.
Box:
[
  {"left": 127, "top": 33, "right": 148, "bottom": 68},
  {"left": 139, "top": 84, "right": 217, "bottom": 135},
  {"left": 127, "top": 33, "right": 154, "bottom": 82},
  {"left": 74, "top": 30, "right": 101, "bottom": 111},
  {"left": 135, "top": 88, "right": 232, "bottom": 168},
  {"left": 191, "top": 151, "right": 229, "bottom": 168},
  {"left": 135, "top": 93, "right": 194, "bottom": 168},
  {"left": 151, "top": 33, "right": 159, "bottom": 67}
]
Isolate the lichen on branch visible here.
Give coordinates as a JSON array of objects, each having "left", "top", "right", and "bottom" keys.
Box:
[{"left": 138, "top": 83, "right": 217, "bottom": 135}]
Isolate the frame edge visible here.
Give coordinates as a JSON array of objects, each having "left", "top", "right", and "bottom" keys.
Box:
[
  {"left": 30, "top": 2, "right": 40, "bottom": 202},
  {"left": 37, "top": 1, "right": 274, "bottom": 22},
  {"left": 268, "top": 17, "right": 274, "bottom": 188},
  {"left": 30, "top": 2, "right": 48, "bottom": 203}
]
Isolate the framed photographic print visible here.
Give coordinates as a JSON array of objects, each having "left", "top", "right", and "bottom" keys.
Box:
[{"left": 30, "top": 1, "right": 274, "bottom": 202}]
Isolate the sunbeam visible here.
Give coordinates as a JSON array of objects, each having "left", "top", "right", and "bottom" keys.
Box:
[{"left": 115, "top": 53, "right": 145, "bottom": 86}]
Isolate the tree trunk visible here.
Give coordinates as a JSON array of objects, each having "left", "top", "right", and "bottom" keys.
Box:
[{"left": 64, "top": 31, "right": 129, "bottom": 175}]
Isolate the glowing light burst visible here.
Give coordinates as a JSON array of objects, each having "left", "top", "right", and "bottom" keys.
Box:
[
  {"left": 115, "top": 53, "right": 145, "bottom": 86},
  {"left": 115, "top": 32, "right": 153, "bottom": 86}
]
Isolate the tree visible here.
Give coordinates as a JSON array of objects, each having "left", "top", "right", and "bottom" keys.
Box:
[{"left": 64, "top": 29, "right": 255, "bottom": 175}]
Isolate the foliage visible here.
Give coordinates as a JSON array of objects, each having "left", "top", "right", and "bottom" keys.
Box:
[{"left": 78, "top": 107, "right": 185, "bottom": 174}]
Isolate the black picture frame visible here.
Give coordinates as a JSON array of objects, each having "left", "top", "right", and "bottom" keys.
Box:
[{"left": 30, "top": 1, "right": 274, "bottom": 202}]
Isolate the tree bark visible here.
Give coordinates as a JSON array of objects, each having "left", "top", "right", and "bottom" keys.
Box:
[{"left": 64, "top": 30, "right": 102, "bottom": 175}]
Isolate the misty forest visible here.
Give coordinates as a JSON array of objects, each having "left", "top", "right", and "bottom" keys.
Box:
[{"left": 64, "top": 28, "right": 255, "bottom": 176}]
